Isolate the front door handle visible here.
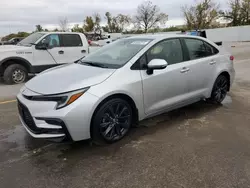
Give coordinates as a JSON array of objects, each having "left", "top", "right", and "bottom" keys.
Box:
[
  {"left": 210, "top": 60, "right": 216, "bottom": 65},
  {"left": 180, "top": 67, "right": 190, "bottom": 73},
  {"left": 58, "top": 50, "right": 64, "bottom": 54},
  {"left": 81, "top": 50, "right": 86, "bottom": 53}
]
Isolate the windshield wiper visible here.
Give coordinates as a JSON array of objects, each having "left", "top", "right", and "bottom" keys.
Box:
[{"left": 80, "top": 61, "right": 108, "bottom": 68}]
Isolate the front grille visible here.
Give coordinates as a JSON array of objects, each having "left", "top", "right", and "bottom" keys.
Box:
[
  {"left": 17, "top": 100, "right": 71, "bottom": 140},
  {"left": 17, "top": 100, "right": 40, "bottom": 133}
]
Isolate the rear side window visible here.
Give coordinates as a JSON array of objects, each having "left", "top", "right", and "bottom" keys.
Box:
[
  {"left": 184, "top": 38, "right": 207, "bottom": 60},
  {"left": 60, "top": 34, "right": 82, "bottom": 47},
  {"left": 204, "top": 42, "right": 219, "bottom": 56}
]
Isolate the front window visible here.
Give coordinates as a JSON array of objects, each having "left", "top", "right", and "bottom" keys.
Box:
[
  {"left": 147, "top": 38, "right": 183, "bottom": 65},
  {"left": 17, "top": 33, "right": 45, "bottom": 47},
  {"left": 38, "top": 34, "right": 60, "bottom": 48},
  {"left": 80, "top": 38, "right": 153, "bottom": 69}
]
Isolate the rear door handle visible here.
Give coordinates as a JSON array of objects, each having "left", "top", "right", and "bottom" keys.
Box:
[
  {"left": 210, "top": 60, "right": 216, "bottom": 65},
  {"left": 180, "top": 67, "right": 190, "bottom": 73},
  {"left": 81, "top": 50, "right": 86, "bottom": 53},
  {"left": 58, "top": 50, "right": 64, "bottom": 54}
]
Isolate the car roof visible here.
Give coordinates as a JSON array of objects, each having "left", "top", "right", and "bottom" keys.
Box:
[
  {"left": 38, "top": 32, "right": 83, "bottom": 35},
  {"left": 128, "top": 33, "right": 205, "bottom": 41}
]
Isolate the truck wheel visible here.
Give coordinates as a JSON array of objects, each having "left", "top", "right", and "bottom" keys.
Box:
[{"left": 3, "top": 64, "right": 28, "bottom": 84}]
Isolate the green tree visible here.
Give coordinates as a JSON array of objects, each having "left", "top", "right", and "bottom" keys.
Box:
[
  {"left": 35, "top": 25, "right": 43, "bottom": 32},
  {"left": 2, "top": 32, "right": 30, "bottom": 41},
  {"left": 84, "top": 16, "right": 95, "bottom": 32},
  {"left": 71, "top": 24, "right": 84, "bottom": 33},
  {"left": 241, "top": 0, "right": 250, "bottom": 25},
  {"left": 134, "top": 1, "right": 168, "bottom": 33},
  {"left": 182, "top": 0, "right": 220, "bottom": 30}
]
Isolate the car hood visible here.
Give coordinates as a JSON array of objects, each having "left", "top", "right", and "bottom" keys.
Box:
[
  {"left": 0, "top": 45, "right": 31, "bottom": 52},
  {"left": 25, "top": 63, "right": 116, "bottom": 95}
]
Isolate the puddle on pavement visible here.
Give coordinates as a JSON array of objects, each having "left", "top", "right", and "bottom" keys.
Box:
[{"left": 0, "top": 125, "right": 50, "bottom": 153}]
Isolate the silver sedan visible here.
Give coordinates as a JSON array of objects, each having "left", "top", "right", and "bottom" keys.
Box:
[{"left": 17, "top": 34, "right": 235, "bottom": 144}]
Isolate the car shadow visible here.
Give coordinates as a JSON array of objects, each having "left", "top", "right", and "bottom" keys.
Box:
[
  {"left": 19, "top": 99, "right": 224, "bottom": 170},
  {"left": 50, "top": 100, "right": 221, "bottom": 158}
]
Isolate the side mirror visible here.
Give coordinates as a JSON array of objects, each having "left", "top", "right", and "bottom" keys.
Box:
[{"left": 147, "top": 59, "right": 168, "bottom": 75}]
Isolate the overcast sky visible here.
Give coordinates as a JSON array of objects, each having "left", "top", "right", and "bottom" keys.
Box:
[{"left": 0, "top": 0, "right": 228, "bottom": 36}]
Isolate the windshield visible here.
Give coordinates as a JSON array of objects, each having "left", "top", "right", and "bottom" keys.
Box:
[
  {"left": 80, "top": 38, "right": 153, "bottom": 68},
  {"left": 17, "top": 33, "right": 45, "bottom": 46}
]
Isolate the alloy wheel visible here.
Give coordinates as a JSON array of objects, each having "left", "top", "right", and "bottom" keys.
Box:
[
  {"left": 99, "top": 102, "right": 131, "bottom": 141},
  {"left": 213, "top": 76, "right": 228, "bottom": 103}
]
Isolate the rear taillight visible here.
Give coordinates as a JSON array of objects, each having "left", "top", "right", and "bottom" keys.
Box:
[{"left": 230, "top": 55, "right": 234, "bottom": 61}]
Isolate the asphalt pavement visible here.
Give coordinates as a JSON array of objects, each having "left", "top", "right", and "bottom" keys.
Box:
[{"left": 1, "top": 42, "right": 250, "bottom": 188}]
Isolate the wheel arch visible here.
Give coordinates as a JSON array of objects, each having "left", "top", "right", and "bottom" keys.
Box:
[
  {"left": 217, "top": 71, "right": 231, "bottom": 91},
  {"left": 90, "top": 93, "right": 139, "bottom": 138},
  {"left": 0, "top": 57, "right": 32, "bottom": 73},
  {"left": 208, "top": 70, "right": 231, "bottom": 99}
]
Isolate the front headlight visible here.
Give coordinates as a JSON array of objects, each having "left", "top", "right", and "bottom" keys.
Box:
[{"left": 30, "top": 88, "right": 89, "bottom": 109}]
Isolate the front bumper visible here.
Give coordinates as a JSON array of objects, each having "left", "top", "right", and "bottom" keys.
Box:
[{"left": 17, "top": 91, "right": 100, "bottom": 141}]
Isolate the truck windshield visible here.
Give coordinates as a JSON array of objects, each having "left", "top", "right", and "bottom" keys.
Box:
[
  {"left": 80, "top": 38, "right": 153, "bottom": 69},
  {"left": 17, "top": 33, "right": 45, "bottom": 47}
]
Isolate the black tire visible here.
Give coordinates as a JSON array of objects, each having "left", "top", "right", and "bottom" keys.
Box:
[
  {"left": 91, "top": 98, "right": 133, "bottom": 145},
  {"left": 209, "top": 75, "right": 229, "bottom": 104},
  {"left": 3, "top": 64, "right": 28, "bottom": 84}
]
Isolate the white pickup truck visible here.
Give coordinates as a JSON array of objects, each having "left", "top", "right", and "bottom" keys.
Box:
[{"left": 0, "top": 32, "right": 89, "bottom": 84}]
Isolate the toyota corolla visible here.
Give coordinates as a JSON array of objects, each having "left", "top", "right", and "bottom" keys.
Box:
[{"left": 17, "top": 34, "right": 235, "bottom": 144}]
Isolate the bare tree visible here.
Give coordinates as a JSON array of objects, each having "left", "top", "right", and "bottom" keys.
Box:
[
  {"left": 116, "top": 14, "right": 131, "bottom": 32},
  {"left": 103, "top": 12, "right": 131, "bottom": 33},
  {"left": 93, "top": 13, "right": 102, "bottom": 34},
  {"left": 134, "top": 1, "right": 168, "bottom": 33},
  {"left": 59, "top": 17, "right": 69, "bottom": 32},
  {"left": 182, "top": 0, "right": 220, "bottom": 30},
  {"left": 221, "top": 0, "right": 242, "bottom": 26}
]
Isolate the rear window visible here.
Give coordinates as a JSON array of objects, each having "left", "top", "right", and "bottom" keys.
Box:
[{"left": 60, "top": 34, "right": 82, "bottom": 47}]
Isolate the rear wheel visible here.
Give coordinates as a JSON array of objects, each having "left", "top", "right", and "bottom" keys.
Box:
[
  {"left": 209, "top": 75, "right": 229, "bottom": 104},
  {"left": 3, "top": 64, "right": 28, "bottom": 84},
  {"left": 92, "top": 98, "right": 133, "bottom": 145}
]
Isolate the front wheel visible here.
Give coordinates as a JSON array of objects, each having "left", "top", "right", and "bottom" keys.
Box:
[
  {"left": 209, "top": 75, "right": 229, "bottom": 103},
  {"left": 3, "top": 64, "right": 28, "bottom": 84},
  {"left": 91, "top": 98, "right": 133, "bottom": 145}
]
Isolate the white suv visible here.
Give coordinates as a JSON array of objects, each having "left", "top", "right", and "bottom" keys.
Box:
[{"left": 0, "top": 32, "right": 89, "bottom": 84}]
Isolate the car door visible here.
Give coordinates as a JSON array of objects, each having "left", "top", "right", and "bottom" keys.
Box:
[
  {"left": 34, "top": 34, "right": 67, "bottom": 66},
  {"left": 140, "top": 38, "right": 191, "bottom": 116},
  {"left": 60, "top": 34, "right": 88, "bottom": 63},
  {"left": 182, "top": 38, "right": 218, "bottom": 98}
]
